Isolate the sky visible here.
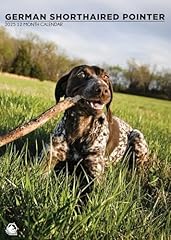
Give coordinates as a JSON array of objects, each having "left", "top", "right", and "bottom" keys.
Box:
[{"left": 0, "top": 0, "right": 170, "bottom": 70}]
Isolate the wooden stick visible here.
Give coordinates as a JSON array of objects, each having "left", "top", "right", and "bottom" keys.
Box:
[{"left": 0, "top": 95, "right": 82, "bottom": 147}]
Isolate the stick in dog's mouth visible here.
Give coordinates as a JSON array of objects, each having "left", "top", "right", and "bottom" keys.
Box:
[{"left": 0, "top": 95, "right": 82, "bottom": 148}]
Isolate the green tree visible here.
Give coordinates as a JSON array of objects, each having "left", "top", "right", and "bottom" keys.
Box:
[
  {"left": 0, "top": 27, "right": 17, "bottom": 72},
  {"left": 124, "top": 59, "right": 155, "bottom": 94},
  {"left": 11, "top": 46, "right": 32, "bottom": 76},
  {"left": 159, "top": 71, "right": 171, "bottom": 99}
]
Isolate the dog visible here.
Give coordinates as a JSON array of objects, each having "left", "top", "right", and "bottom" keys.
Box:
[{"left": 42, "top": 65, "right": 148, "bottom": 179}]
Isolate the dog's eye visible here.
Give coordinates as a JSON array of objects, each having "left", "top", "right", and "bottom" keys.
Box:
[{"left": 77, "top": 71, "right": 86, "bottom": 78}]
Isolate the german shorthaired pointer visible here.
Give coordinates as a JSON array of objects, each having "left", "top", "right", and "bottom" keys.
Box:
[{"left": 42, "top": 65, "right": 148, "bottom": 179}]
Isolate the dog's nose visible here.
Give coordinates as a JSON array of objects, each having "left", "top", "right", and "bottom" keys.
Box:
[{"left": 95, "top": 85, "right": 109, "bottom": 96}]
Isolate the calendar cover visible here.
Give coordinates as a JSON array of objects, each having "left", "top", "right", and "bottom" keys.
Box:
[{"left": 0, "top": 0, "right": 170, "bottom": 239}]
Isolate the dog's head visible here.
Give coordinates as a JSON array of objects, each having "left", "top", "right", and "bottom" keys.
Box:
[{"left": 55, "top": 65, "right": 113, "bottom": 116}]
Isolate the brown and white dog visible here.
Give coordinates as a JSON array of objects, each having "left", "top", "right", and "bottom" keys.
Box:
[{"left": 42, "top": 65, "right": 148, "bottom": 179}]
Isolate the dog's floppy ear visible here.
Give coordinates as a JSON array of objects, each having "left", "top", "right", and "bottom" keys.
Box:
[
  {"left": 106, "top": 80, "right": 119, "bottom": 155},
  {"left": 106, "top": 79, "right": 113, "bottom": 120},
  {"left": 55, "top": 74, "right": 69, "bottom": 103}
]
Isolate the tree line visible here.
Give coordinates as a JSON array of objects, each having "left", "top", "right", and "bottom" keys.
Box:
[
  {"left": 0, "top": 27, "right": 83, "bottom": 81},
  {"left": 0, "top": 27, "right": 170, "bottom": 99},
  {"left": 105, "top": 61, "right": 171, "bottom": 99}
]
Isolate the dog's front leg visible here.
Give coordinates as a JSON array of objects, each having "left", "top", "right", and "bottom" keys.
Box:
[
  {"left": 42, "top": 135, "right": 68, "bottom": 175},
  {"left": 83, "top": 152, "right": 106, "bottom": 180}
]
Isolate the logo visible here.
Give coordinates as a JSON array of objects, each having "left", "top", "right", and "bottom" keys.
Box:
[{"left": 5, "top": 222, "right": 18, "bottom": 236}]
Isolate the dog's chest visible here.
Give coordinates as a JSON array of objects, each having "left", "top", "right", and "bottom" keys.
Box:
[
  {"left": 67, "top": 116, "right": 109, "bottom": 160},
  {"left": 53, "top": 112, "right": 109, "bottom": 162}
]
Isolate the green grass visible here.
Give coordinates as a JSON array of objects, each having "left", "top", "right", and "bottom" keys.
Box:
[{"left": 0, "top": 73, "right": 171, "bottom": 239}]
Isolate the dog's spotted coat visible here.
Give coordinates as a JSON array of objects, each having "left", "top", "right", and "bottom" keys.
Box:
[{"left": 43, "top": 65, "right": 148, "bottom": 178}]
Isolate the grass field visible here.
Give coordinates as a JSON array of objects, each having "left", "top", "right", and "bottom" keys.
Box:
[{"left": 0, "top": 73, "right": 171, "bottom": 239}]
